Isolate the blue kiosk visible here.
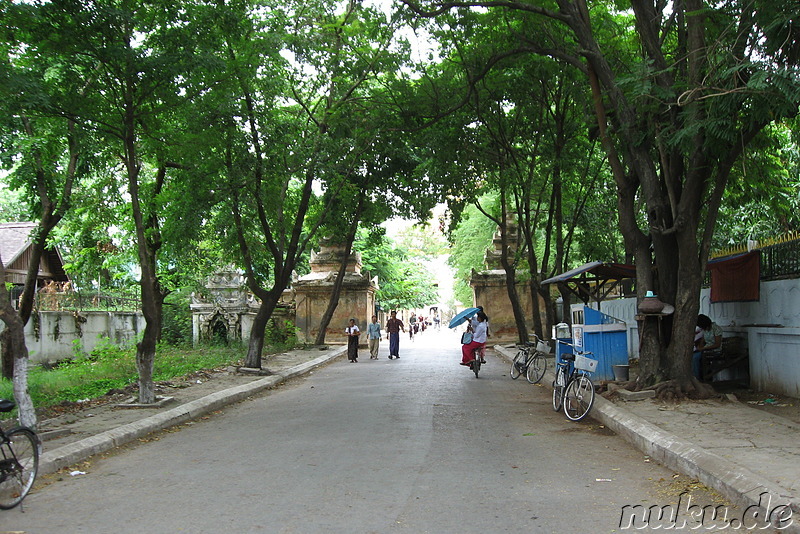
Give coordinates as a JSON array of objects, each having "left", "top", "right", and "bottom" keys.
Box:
[
  {"left": 571, "top": 306, "right": 628, "bottom": 381},
  {"left": 543, "top": 262, "right": 635, "bottom": 382}
]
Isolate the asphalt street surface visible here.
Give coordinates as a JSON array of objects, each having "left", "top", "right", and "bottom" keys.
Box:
[{"left": 3, "top": 329, "right": 742, "bottom": 533}]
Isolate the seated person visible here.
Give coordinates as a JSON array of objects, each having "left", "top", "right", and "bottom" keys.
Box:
[
  {"left": 693, "top": 314, "right": 722, "bottom": 379},
  {"left": 461, "top": 311, "right": 488, "bottom": 366}
]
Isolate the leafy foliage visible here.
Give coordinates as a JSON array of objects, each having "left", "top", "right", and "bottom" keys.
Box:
[
  {"left": 447, "top": 201, "right": 497, "bottom": 307},
  {"left": 161, "top": 289, "right": 194, "bottom": 346},
  {"left": 355, "top": 227, "right": 440, "bottom": 310}
]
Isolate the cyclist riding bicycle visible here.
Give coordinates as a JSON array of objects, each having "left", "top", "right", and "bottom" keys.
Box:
[
  {"left": 469, "top": 306, "right": 489, "bottom": 362},
  {"left": 460, "top": 311, "right": 488, "bottom": 367}
]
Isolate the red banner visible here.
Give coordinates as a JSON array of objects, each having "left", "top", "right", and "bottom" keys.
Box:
[{"left": 709, "top": 251, "right": 760, "bottom": 302}]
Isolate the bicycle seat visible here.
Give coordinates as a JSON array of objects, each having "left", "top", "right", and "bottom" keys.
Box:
[
  {"left": 561, "top": 354, "right": 576, "bottom": 362},
  {"left": 0, "top": 399, "right": 15, "bottom": 413}
]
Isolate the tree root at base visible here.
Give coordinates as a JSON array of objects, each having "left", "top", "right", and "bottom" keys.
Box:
[{"left": 649, "top": 377, "right": 716, "bottom": 401}]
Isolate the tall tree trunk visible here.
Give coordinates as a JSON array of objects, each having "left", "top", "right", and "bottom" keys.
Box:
[
  {"left": 314, "top": 239, "right": 355, "bottom": 346},
  {"left": 537, "top": 284, "right": 555, "bottom": 338},
  {"left": 558, "top": 284, "right": 572, "bottom": 327},
  {"left": 125, "top": 121, "right": 167, "bottom": 404},
  {"left": 229, "top": 181, "right": 306, "bottom": 370},
  {"left": 0, "top": 263, "right": 36, "bottom": 429},
  {"left": 1, "top": 117, "right": 78, "bottom": 379},
  {"left": 135, "top": 275, "right": 163, "bottom": 404},
  {"left": 528, "top": 276, "right": 545, "bottom": 339},
  {"left": 243, "top": 290, "right": 283, "bottom": 369},
  {"left": 1, "top": 331, "right": 14, "bottom": 381},
  {"left": 537, "top": 184, "right": 558, "bottom": 338},
  {"left": 315, "top": 197, "right": 365, "bottom": 345},
  {"left": 496, "top": 196, "right": 528, "bottom": 343},
  {"left": 503, "top": 266, "right": 528, "bottom": 343}
]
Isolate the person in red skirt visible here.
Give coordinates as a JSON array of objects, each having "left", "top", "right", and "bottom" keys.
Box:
[{"left": 461, "top": 311, "right": 488, "bottom": 367}]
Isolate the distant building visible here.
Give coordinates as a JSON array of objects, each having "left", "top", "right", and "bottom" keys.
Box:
[{"left": 0, "top": 222, "right": 69, "bottom": 305}]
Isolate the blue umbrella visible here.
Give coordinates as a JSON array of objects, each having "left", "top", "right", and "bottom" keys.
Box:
[{"left": 448, "top": 307, "right": 480, "bottom": 329}]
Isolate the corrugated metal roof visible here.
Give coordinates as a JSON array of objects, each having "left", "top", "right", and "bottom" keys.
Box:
[
  {"left": 0, "top": 222, "right": 69, "bottom": 282},
  {"left": 0, "top": 222, "right": 38, "bottom": 266},
  {"left": 541, "top": 262, "right": 636, "bottom": 285}
]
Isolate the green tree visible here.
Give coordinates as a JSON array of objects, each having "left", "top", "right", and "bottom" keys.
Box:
[
  {"left": 0, "top": 2, "right": 102, "bottom": 423},
  {"left": 410, "top": 12, "right": 614, "bottom": 340},
  {"left": 0, "top": 187, "right": 30, "bottom": 223},
  {"left": 356, "top": 229, "right": 440, "bottom": 311},
  {"left": 713, "top": 121, "right": 800, "bottom": 244},
  {"left": 405, "top": 0, "right": 800, "bottom": 397},
  {"left": 203, "top": 0, "right": 423, "bottom": 367},
  {"left": 9, "top": 0, "right": 222, "bottom": 403}
]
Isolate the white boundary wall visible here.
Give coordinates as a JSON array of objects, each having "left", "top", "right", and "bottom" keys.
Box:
[
  {"left": 589, "top": 278, "right": 800, "bottom": 397},
  {"left": 1, "top": 311, "right": 145, "bottom": 364}
]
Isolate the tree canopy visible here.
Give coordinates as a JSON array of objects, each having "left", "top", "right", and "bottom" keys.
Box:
[{"left": 1, "top": 0, "right": 798, "bottom": 403}]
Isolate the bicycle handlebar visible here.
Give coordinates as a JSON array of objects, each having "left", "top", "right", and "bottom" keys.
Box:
[
  {"left": 554, "top": 340, "right": 594, "bottom": 358},
  {"left": 515, "top": 334, "right": 550, "bottom": 348}
]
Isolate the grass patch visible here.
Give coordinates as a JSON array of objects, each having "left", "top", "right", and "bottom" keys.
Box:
[{"left": 0, "top": 338, "right": 276, "bottom": 418}]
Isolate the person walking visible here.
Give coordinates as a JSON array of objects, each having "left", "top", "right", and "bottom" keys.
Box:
[
  {"left": 409, "top": 312, "right": 417, "bottom": 340},
  {"left": 345, "top": 318, "right": 360, "bottom": 363},
  {"left": 367, "top": 315, "right": 381, "bottom": 359},
  {"left": 385, "top": 311, "right": 405, "bottom": 360}
]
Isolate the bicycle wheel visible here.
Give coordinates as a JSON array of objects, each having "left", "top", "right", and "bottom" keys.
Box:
[
  {"left": 510, "top": 350, "right": 525, "bottom": 379},
  {"left": 552, "top": 367, "right": 566, "bottom": 411},
  {"left": 0, "top": 427, "right": 39, "bottom": 509},
  {"left": 473, "top": 358, "right": 481, "bottom": 378},
  {"left": 526, "top": 353, "right": 546, "bottom": 384},
  {"left": 563, "top": 375, "right": 595, "bottom": 421}
]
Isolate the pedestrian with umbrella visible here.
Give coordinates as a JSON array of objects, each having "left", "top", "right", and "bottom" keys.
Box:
[{"left": 469, "top": 306, "right": 489, "bottom": 363}]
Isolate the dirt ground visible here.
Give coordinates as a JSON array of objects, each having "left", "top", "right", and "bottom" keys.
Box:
[
  {"left": 31, "top": 366, "right": 269, "bottom": 450},
  {"left": 620, "top": 359, "right": 800, "bottom": 424},
  {"left": 712, "top": 381, "right": 800, "bottom": 425}
]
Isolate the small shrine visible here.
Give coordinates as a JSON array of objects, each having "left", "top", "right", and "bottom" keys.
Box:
[
  {"left": 190, "top": 268, "right": 256, "bottom": 345},
  {"left": 190, "top": 268, "right": 294, "bottom": 345},
  {"left": 293, "top": 238, "right": 377, "bottom": 344}
]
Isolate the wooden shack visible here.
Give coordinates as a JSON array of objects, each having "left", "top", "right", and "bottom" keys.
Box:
[{"left": 0, "top": 222, "right": 69, "bottom": 295}]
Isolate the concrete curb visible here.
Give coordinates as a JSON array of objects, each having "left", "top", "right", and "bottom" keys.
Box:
[
  {"left": 595, "top": 398, "right": 800, "bottom": 531},
  {"left": 38, "top": 346, "right": 346, "bottom": 476},
  {"left": 492, "top": 344, "right": 800, "bottom": 533}
]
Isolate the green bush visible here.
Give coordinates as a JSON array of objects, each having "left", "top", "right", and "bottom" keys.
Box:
[
  {"left": 265, "top": 319, "right": 298, "bottom": 350},
  {"left": 162, "top": 289, "right": 194, "bottom": 345}
]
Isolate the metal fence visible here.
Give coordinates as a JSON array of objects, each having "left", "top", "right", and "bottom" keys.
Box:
[
  {"left": 707, "top": 233, "right": 800, "bottom": 284},
  {"left": 760, "top": 238, "right": 800, "bottom": 280},
  {"left": 35, "top": 289, "right": 141, "bottom": 312}
]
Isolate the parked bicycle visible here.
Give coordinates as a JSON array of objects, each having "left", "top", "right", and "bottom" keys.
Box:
[
  {"left": 552, "top": 343, "right": 597, "bottom": 421},
  {"left": 0, "top": 399, "right": 40, "bottom": 509},
  {"left": 510, "top": 335, "right": 548, "bottom": 384}
]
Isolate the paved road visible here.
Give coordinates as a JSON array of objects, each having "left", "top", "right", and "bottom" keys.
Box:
[{"left": 4, "top": 330, "right": 734, "bottom": 533}]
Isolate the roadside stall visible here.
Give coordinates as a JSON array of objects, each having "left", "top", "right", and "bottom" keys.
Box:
[{"left": 542, "top": 262, "right": 636, "bottom": 382}]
